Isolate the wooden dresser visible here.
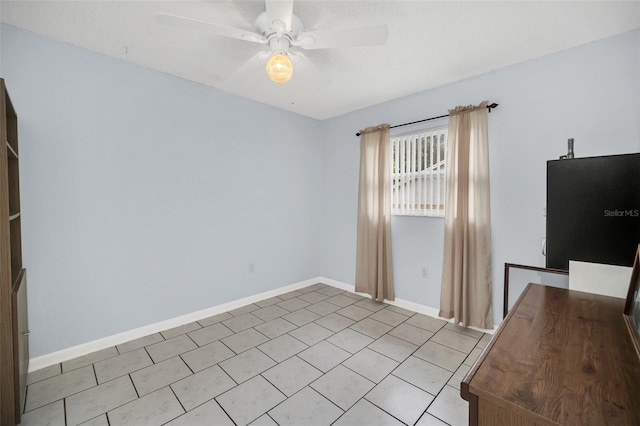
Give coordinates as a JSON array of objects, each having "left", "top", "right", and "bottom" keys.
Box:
[{"left": 461, "top": 283, "right": 640, "bottom": 425}]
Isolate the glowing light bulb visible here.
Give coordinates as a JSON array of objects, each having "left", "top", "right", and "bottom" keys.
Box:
[{"left": 266, "top": 53, "right": 293, "bottom": 84}]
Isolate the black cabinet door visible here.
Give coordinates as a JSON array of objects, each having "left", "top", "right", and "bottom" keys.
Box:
[{"left": 546, "top": 153, "right": 640, "bottom": 270}]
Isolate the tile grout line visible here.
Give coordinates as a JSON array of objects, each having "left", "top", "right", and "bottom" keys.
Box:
[
  {"left": 23, "top": 366, "right": 101, "bottom": 415},
  {"left": 265, "top": 412, "right": 280, "bottom": 425},
  {"left": 334, "top": 325, "right": 461, "bottom": 424},
  {"left": 308, "top": 362, "right": 375, "bottom": 413},
  {"left": 359, "top": 371, "right": 445, "bottom": 426},
  {"left": 351, "top": 397, "right": 412, "bottom": 426},
  {"left": 26, "top": 283, "right": 482, "bottom": 426},
  {"left": 214, "top": 400, "right": 239, "bottom": 426},
  {"left": 254, "top": 341, "right": 298, "bottom": 365},
  {"left": 304, "top": 333, "right": 425, "bottom": 426},
  {"left": 22, "top": 380, "right": 30, "bottom": 415},
  {"left": 160, "top": 369, "right": 240, "bottom": 422},
  {"left": 181, "top": 354, "right": 196, "bottom": 375},
  {"left": 24, "top": 363, "right": 63, "bottom": 386},
  {"left": 218, "top": 339, "right": 238, "bottom": 358},
  {"left": 184, "top": 331, "right": 199, "bottom": 349},
  {"left": 167, "top": 385, "right": 188, "bottom": 418},
  {"left": 262, "top": 374, "right": 343, "bottom": 425},
  {"left": 214, "top": 373, "right": 282, "bottom": 425},
  {"left": 143, "top": 345, "right": 155, "bottom": 365},
  {"left": 129, "top": 374, "right": 140, "bottom": 399},
  {"left": 91, "top": 363, "right": 99, "bottom": 385}
]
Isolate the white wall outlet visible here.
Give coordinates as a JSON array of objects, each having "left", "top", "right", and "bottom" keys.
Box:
[
  {"left": 421, "top": 268, "right": 428, "bottom": 279},
  {"left": 248, "top": 263, "right": 254, "bottom": 273}
]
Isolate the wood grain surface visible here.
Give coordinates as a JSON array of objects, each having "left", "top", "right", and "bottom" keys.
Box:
[
  {"left": 0, "top": 78, "right": 17, "bottom": 426},
  {"left": 466, "top": 284, "right": 640, "bottom": 425}
]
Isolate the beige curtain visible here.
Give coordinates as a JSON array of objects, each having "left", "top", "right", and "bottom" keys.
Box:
[
  {"left": 355, "top": 124, "right": 394, "bottom": 301},
  {"left": 439, "top": 101, "right": 493, "bottom": 328}
]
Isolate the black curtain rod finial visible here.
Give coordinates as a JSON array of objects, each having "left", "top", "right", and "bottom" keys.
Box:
[{"left": 355, "top": 102, "right": 499, "bottom": 137}]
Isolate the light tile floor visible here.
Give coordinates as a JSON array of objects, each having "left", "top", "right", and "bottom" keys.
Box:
[{"left": 21, "top": 283, "right": 491, "bottom": 426}]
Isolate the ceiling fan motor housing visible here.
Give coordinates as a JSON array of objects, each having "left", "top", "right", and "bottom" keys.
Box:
[
  {"left": 268, "top": 37, "right": 291, "bottom": 54},
  {"left": 255, "top": 11, "right": 304, "bottom": 47}
]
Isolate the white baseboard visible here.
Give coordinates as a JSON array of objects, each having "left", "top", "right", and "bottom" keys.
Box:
[
  {"left": 317, "top": 276, "right": 498, "bottom": 335},
  {"left": 28, "top": 277, "right": 321, "bottom": 372},
  {"left": 29, "top": 276, "right": 496, "bottom": 372}
]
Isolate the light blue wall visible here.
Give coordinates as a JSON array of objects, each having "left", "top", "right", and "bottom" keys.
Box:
[
  {"left": 2, "top": 25, "right": 324, "bottom": 357},
  {"left": 2, "top": 23, "right": 639, "bottom": 357},
  {"left": 320, "top": 29, "right": 640, "bottom": 325}
]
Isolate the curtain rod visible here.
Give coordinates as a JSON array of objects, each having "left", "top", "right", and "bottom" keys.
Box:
[{"left": 355, "top": 102, "right": 499, "bottom": 137}]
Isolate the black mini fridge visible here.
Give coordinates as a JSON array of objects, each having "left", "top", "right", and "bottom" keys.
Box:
[{"left": 546, "top": 153, "right": 640, "bottom": 271}]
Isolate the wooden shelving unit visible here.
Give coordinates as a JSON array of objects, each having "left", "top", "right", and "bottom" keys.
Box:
[{"left": 1, "top": 78, "right": 28, "bottom": 426}]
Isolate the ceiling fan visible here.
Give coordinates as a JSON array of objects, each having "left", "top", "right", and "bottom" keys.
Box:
[{"left": 157, "top": 0, "right": 388, "bottom": 84}]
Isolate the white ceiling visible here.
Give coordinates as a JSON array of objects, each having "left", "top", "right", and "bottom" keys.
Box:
[{"left": 2, "top": 1, "right": 639, "bottom": 120}]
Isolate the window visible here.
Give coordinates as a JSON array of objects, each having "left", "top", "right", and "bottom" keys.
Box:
[{"left": 391, "top": 126, "right": 447, "bottom": 217}]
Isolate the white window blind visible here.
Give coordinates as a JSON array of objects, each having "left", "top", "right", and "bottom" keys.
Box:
[{"left": 391, "top": 126, "right": 447, "bottom": 217}]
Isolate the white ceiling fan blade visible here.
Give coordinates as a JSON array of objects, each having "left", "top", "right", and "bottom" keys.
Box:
[
  {"left": 265, "top": 0, "right": 294, "bottom": 31},
  {"left": 293, "top": 24, "right": 388, "bottom": 50},
  {"left": 288, "top": 51, "right": 330, "bottom": 85},
  {"left": 157, "top": 13, "right": 266, "bottom": 44},
  {"left": 224, "top": 51, "right": 270, "bottom": 81}
]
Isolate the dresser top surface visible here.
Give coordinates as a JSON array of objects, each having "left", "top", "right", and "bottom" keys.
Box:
[{"left": 466, "top": 283, "right": 640, "bottom": 425}]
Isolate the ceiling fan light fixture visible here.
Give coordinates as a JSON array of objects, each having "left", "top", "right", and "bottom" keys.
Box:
[{"left": 266, "top": 52, "right": 293, "bottom": 84}]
